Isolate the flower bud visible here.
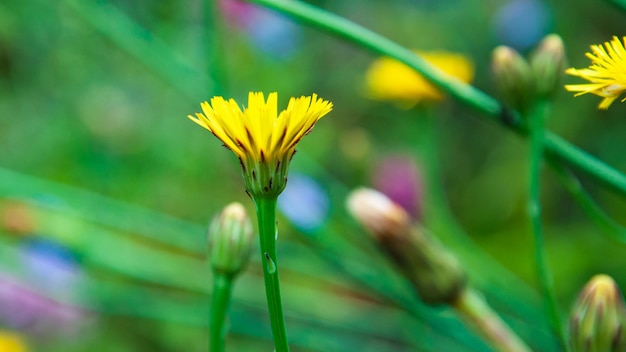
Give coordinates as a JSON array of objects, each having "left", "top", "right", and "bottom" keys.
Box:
[
  {"left": 569, "top": 274, "right": 626, "bottom": 352},
  {"left": 208, "top": 203, "right": 255, "bottom": 276},
  {"left": 492, "top": 45, "right": 535, "bottom": 112},
  {"left": 347, "top": 188, "right": 466, "bottom": 305},
  {"left": 530, "top": 34, "right": 566, "bottom": 97}
]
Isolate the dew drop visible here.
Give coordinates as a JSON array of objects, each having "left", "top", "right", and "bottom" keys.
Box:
[{"left": 264, "top": 252, "right": 276, "bottom": 274}]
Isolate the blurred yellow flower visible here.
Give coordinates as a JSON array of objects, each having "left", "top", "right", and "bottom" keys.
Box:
[
  {"left": 0, "top": 331, "right": 28, "bottom": 352},
  {"left": 565, "top": 36, "right": 626, "bottom": 110},
  {"left": 365, "top": 51, "right": 474, "bottom": 106},
  {"left": 188, "top": 92, "right": 332, "bottom": 196}
]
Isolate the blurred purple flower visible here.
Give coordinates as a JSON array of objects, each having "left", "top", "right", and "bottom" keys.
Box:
[
  {"left": 372, "top": 155, "right": 423, "bottom": 220},
  {"left": 220, "top": 0, "right": 255, "bottom": 27},
  {"left": 220, "top": 0, "right": 301, "bottom": 59},
  {"left": 493, "top": 0, "right": 551, "bottom": 51},
  {"left": 0, "top": 239, "right": 90, "bottom": 338},
  {"left": 278, "top": 173, "right": 330, "bottom": 233},
  {"left": 0, "top": 276, "right": 87, "bottom": 337}
]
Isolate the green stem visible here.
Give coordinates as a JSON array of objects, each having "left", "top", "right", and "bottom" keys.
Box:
[
  {"left": 254, "top": 196, "right": 290, "bottom": 352},
  {"left": 205, "top": 0, "right": 225, "bottom": 96},
  {"left": 605, "top": 0, "right": 626, "bottom": 12},
  {"left": 543, "top": 134, "right": 626, "bottom": 197},
  {"left": 245, "top": 0, "right": 626, "bottom": 199},
  {"left": 548, "top": 160, "right": 626, "bottom": 243},
  {"left": 527, "top": 100, "right": 567, "bottom": 350},
  {"left": 452, "top": 288, "right": 531, "bottom": 352},
  {"left": 210, "top": 273, "right": 233, "bottom": 352}
]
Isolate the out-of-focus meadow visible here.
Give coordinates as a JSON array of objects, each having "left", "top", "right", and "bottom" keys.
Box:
[{"left": 1, "top": 0, "right": 626, "bottom": 351}]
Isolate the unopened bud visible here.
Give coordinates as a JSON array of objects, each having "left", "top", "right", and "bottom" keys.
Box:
[
  {"left": 346, "top": 188, "right": 411, "bottom": 239},
  {"left": 569, "top": 274, "right": 626, "bottom": 352},
  {"left": 492, "top": 46, "right": 535, "bottom": 112},
  {"left": 347, "top": 188, "right": 466, "bottom": 305},
  {"left": 531, "top": 34, "right": 566, "bottom": 97},
  {"left": 208, "top": 203, "right": 255, "bottom": 276}
]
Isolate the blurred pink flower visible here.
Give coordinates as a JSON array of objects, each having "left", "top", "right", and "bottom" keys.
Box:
[{"left": 372, "top": 155, "right": 423, "bottom": 220}]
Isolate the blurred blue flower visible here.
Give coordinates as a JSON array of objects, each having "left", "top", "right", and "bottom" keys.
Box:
[
  {"left": 278, "top": 173, "right": 330, "bottom": 233},
  {"left": 245, "top": 9, "right": 300, "bottom": 59},
  {"left": 221, "top": 0, "right": 300, "bottom": 59},
  {"left": 20, "top": 238, "right": 81, "bottom": 296},
  {"left": 493, "top": 0, "right": 551, "bottom": 51}
]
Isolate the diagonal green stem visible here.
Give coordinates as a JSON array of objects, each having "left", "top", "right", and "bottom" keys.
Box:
[
  {"left": 548, "top": 160, "right": 626, "bottom": 243},
  {"left": 245, "top": 0, "right": 626, "bottom": 199},
  {"left": 210, "top": 273, "right": 233, "bottom": 352},
  {"left": 64, "top": 0, "right": 207, "bottom": 101},
  {"left": 453, "top": 288, "right": 531, "bottom": 352},
  {"left": 254, "top": 196, "right": 290, "bottom": 352},
  {"left": 605, "top": 0, "right": 626, "bottom": 12},
  {"left": 247, "top": 0, "right": 506, "bottom": 122},
  {"left": 527, "top": 100, "right": 567, "bottom": 350}
]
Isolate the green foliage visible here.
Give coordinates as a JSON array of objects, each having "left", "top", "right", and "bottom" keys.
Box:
[{"left": 1, "top": 0, "right": 626, "bottom": 351}]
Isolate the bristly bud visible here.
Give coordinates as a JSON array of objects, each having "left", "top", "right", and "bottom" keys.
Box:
[
  {"left": 208, "top": 203, "right": 255, "bottom": 276},
  {"left": 492, "top": 46, "right": 535, "bottom": 113},
  {"left": 346, "top": 188, "right": 466, "bottom": 305},
  {"left": 569, "top": 274, "right": 626, "bottom": 352},
  {"left": 531, "top": 34, "right": 566, "bottom": 98},
  {"left": 346, "top": 188, "right": 411, "bottom": 240}
]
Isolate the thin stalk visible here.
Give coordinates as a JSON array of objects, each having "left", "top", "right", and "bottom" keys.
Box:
[
  {"left": 527, "top": 100, "right": 567, "bottom": 350},
  {"left": 254, "top": 196, "right": 290, "bottom": 352},
  {"left": 606, "top": 0, "right": 626, "bottom": 13},
  {"left": 205, "top": 0, "right": 226, "bottom": 96},
  {"left": 548, "top": 160, "right": 626, "bottom": 243},
  {"left": 244, "top": 0, "right": 626, "bottom": 199},
  {"left": 452, "top": 288, "right": 531, "bottom": 352},
  {"left": 210, "top": 273, "right": 233, "bottom": 352}
]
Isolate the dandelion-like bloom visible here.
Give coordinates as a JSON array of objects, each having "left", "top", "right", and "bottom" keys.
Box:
[
  {"left": 565, "top": 36, "right": 626, "bottom": 110},
  {"left": 188, "top": 92, "right": 332, "bottom": 197},
  {"left": 365, "top": 51, "right": 474, "bottom": 107}
]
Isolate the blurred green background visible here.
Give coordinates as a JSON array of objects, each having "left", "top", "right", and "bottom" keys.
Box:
[{"left": 1, "top": 0, "right": 626, "bottom": 351}]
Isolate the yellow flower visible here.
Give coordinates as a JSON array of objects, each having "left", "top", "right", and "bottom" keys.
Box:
[
  {"left": 188, "top": 92, "right": 332, "bottom": 197},
  {"left": 365, "top": 51, "right": 474, "bottom": 107},
  {"left": 0, "top": 331, "right": 28, "bottom": 352},
  {"left": 565, "top": 36, "right": 626, "bottom": 110}
]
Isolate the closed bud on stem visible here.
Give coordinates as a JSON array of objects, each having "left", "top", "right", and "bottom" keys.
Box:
[
  {"left": 347, "top": 188, "right": 466, "bottom": 305},
  {"left": 569, "top": 274, "right": 626, "bottom": 352},
  {"left": 531, "top": 34, "right": 566, "bottom": 98},
  {"left": 492, "top": 46, "right": 535, "bottom": 113},
  {"left": 208, "top": 203, "right": 255, "bottom": 276}
]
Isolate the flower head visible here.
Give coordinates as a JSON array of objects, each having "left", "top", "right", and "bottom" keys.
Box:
[
  {"left": 565, "top": 36, "right": 626, "bottom": 110},
  {"left": 365, "top": 51, "right": 474, "bottom": 107},
  {"left": 188, "top": 92, "right": 332, "bottom": 197}
]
